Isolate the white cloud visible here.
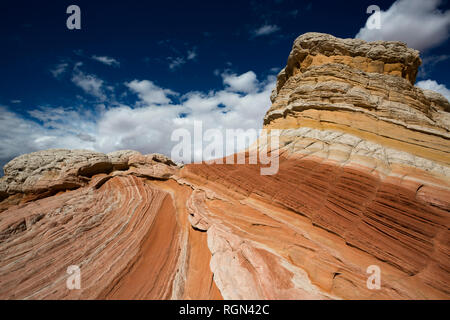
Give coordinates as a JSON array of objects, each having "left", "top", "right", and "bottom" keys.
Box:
[
  {"left": 0, "top": 71, "right": 276, "bottom": 169},
  {"left": 98, "top": 72, "right": 275, "bottom": 161},
  {"left": 356, "top": 0, "right": 450, "bottom": 51},
  {"left": 416, "top": 79, "right": 450, "bottom": 101},
  {"left": 27, "top": 106, "right": 96, "bottom": 133},
  {"left": 270, "top": 67, "right": 280, "bottom": 73},
  {"left": 187, "top": 48, "right": 197, "bottom": 60},
  {"left": 166, "top": 47, "right": 198, "bottom": 70},
  {"left": 222, "top": 71, "right": 258, "bottom": 93},
  {"left": 0, "top": 106, "right": 97, "bottom": 172},
  {"left": 252, "top": 24, "right": 280, "bottom": 37},
  {"left": 51, "top": 63, "right": 69, "bottom": 78},
  {"left": 91, "top": 55, "right": 120, "bottom": 67},
  {"left": 95, "top": 104, "right": 183, "bottom": 155},
  {"left": 126, "top": 80, "right": 178, "bottom": 105},
  {"left": 71, "top": 70, "right": 106, "bottom": 100},
  {"left": 168, "top": 57, "right": 186, "bottom": 70}
]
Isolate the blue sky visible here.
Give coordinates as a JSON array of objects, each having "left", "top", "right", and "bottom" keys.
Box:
[{"left": 0, "top": 0, "right": 449, "bottom": 169}]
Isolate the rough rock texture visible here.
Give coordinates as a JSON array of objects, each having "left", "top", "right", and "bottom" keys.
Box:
[
  {"left": 0, "top": 150, "right": 178, "bottom": 204},
  {"left": 274, "top": 32, "right": 421, "bottom": 94},
  {"left": 0, "top": 33, "right": 449, "bottom": 300},
  {"left": 0, "top": 150, "right": 112, "bottom": 198},
  {"left": 107, "top": 150, "right": 141, "bottom": 170}
]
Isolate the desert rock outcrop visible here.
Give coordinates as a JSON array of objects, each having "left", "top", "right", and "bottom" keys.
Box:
[{"left": 0, "top": 33, "right": 449, "bottom": 300}]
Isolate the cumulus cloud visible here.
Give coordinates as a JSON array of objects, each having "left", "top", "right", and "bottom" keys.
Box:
[
  {"left": 97, "top": 72, "right": 275, "bottom": 161},
  {"left": 27, "top": 106, "right": 96, "bottom": 133},
  {"left": 252, "top": 24, "right": 280, "bottom": 37},
  {"left": 416, "top": 79, "right": 450, "bottom": 101},
  {"left": 222, "top": 71, "right": 258, "bottom": 93},
  {"left": 91, "top": 55, "right": 120, "bottom": 67},
  {"left": 0, "top": 71, "right": 276, "bottom": 169},
  {"left": 126, "top": 80, "right": 178, "bottom": 105},
  {"left": 0, "top": 106, "right": 97, "bottom": 173},
  {"left": 356, "top": 0, "right": 450, "bottom": 51}
]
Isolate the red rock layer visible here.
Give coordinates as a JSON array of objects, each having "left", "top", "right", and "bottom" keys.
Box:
[
  {"left": 0, "top": 174, "right": 221, "bottom": 300},
  {"left": 181, "top": 152, "right": 450, "bottom": 299},
  {"left": 2, "top": 152, "right": 447, "bottom": 299}
]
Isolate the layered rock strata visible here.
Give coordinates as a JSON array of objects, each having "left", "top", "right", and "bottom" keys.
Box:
[{"left": 0, "top": 33, "right": 449, "bottom": 300}]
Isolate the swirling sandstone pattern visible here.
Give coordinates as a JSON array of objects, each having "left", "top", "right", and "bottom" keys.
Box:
[
  {"left": 0, "top": 33, "right": 449, "bottom": 299},
  {"left": 0, "top": 160, "right": 221, "bottom": 299}
]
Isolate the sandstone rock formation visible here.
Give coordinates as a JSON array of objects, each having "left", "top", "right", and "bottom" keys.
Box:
[
  {"left": 0, "top": 150, "right": 178, "bottom": 206},
  {"left": 0, "top": 33, "right": 449, "bottom": 300},
  {"left": 107, "top": 150, "right": 141, "bottom": 171},
  {"left": 0, "top": 149, "right": 111, "bottom": 197}
]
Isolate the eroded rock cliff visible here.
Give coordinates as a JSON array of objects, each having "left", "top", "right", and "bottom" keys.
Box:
[{"left": 0, "top": 33, "right": 449, "bottom": 300}]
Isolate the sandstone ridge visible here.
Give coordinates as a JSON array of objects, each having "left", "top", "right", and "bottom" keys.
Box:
[{"left": 0, "top": 33, "right": 449, "bottom": 300}]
